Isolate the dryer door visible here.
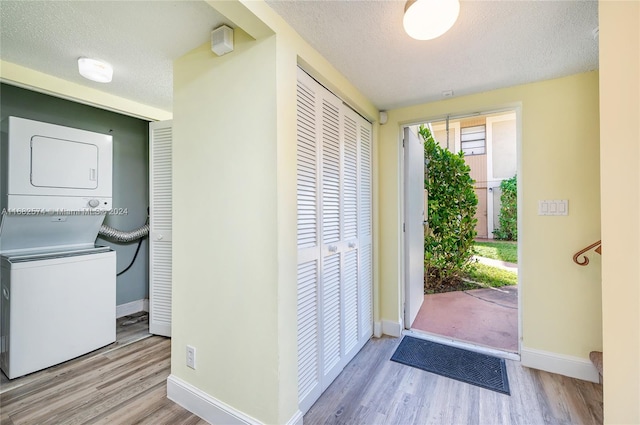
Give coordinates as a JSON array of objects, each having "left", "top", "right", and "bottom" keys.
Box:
[{"left": 31, "top": 136, "right": 99, "bottom": 190}]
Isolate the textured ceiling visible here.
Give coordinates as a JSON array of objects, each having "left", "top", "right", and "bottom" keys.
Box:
[
  {"left": 0, "top": 1, "right": 599, "bottom": 113},
  {"left": 266, "top": 0, "right": 599, "bottom": 110},
  {"left": 0, "top": 0, "right": 228, "bottom": 112}
]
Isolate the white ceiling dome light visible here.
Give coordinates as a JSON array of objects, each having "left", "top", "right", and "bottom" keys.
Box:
[
  {"left": 403, "top": 0, "right": 460, "bottom": 41},
  {"left": 77, "top": 57, "right": 113, "bottom": 83}
]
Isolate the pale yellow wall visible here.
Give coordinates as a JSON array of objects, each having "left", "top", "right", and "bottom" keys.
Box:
[
  {"left": 172, "top": 30, "right": 283, "bottom": 422},
  {"left": 599, "top": 1, "right": 640, "bottom": 423},
  {"left": 172, "top": 1, "right": 379, "bottom": 423},
  {"left": 380, "top": 72, "right": 602, "bottom": 359},
  {"left": 0, "top": 61, "right": 171, "bottom": 121}
]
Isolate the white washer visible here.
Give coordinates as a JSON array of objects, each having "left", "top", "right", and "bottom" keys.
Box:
[{"left": 0, "top": 247, "right": 116, "bottom": 379}]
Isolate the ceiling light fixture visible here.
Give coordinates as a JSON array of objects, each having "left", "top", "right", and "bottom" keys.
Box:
[
  {"left": 403, "top": 0, "right": 460, "bottom": 41},
  {"left": 77, "top": 57, "right": 113, "bottom": 83}
]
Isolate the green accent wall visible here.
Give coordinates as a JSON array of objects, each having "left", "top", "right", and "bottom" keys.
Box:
[{"left": 0, "top": 83, "right": 149, "bottom": 306}]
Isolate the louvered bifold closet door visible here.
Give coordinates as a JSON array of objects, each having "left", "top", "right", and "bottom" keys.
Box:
[
  {"left": 149, "top": 120, "right": 173, "bottom": 337},
  {"left": 296, "top": 68, "right": 373, "bottom": 414},
  {"left": 320, "top": 92, "right": 344, "bottom": 389},
  {"left": 342, "top": 110, "right": 360, "bottom": 359},
  {"left": 357, "top": 118, "right": 373, "bottom": 340},
  {"left": 296, "top": 70, "right": 322, "bottom": 413}
]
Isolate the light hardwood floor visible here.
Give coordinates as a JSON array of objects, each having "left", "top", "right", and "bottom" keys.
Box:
[
  {"left": 1, "top": 317, "right": 603, "bottom": 425},
  {"left": 304, "top": 336, "right": 603, "bottom": 425},
  {"left": 0, "top": 313, "right": 207, "bottom": 425}
]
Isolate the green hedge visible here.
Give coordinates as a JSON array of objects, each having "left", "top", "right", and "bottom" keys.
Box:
[
  {"left": 493, "top": 175, "right": 517, "bottom": 241},
  {"left": 419, "top": 125, "right": 477, "bottom": 282}
]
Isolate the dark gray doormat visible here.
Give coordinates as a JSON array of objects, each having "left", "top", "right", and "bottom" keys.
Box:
[{"left": 390, "top": 336, "right": 510, "bottom": 395}]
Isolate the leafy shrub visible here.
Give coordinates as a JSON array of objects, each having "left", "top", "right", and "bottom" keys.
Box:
[
  {"left": 419, "top": 125, "right": 477, "bottom": 286},
  {"left": 493, "top": 175, "right": 517, "bottom": 240}
]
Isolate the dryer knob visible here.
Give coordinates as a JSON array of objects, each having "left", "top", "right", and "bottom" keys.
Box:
[{"left": 88, "top": 199, "right": 100, "bottom": 208}]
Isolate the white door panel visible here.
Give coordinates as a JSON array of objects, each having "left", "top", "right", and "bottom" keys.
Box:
[
  {"left": 149, "top": 120, "right": 173, "bottom": 337},
  {"left": 404, "top": 127, "right": 425, "bottom": 328}
]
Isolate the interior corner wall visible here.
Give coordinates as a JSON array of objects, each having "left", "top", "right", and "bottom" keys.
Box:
[
  {"left": 380, "top": 71, "right": 602, "bottom": 364},
  {"left": 176, "top": 2, "right": 380, "bottom": 423},
  {"left": 171, "top": 29, "right": 284, "bottom": 423},
  {"left": 0, "top": 83, "right": 150, "bottom": 306},
  {"left": 599, "top": 1, "right": 640, "bottom": 423}
]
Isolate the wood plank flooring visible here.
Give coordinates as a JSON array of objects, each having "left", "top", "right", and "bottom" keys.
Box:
[
  {"left": 1, "top": 316, "right": 603, "bottom": 425},
  {"left": 304, "top": 336, "right": 603, "bottom": 425},
  {"left": 0, "top": 313, "right": 206, "bottom": 425}
]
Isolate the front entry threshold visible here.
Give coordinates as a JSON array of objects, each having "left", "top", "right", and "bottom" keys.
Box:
[{"left": 403, "top": 329, "right": 521, "bottom": 361}]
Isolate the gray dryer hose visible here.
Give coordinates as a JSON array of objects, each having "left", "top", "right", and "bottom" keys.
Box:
[{"left": 99, "top": 224, "right": 150, "bottom": 243}]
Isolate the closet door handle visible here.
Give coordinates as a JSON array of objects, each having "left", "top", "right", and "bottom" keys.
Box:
[
  {"left": 328, "top": 245, "right": 338, "bottom": 253},
  {"left": 348, "top": 242, "right": 356, "bottom": 249}
]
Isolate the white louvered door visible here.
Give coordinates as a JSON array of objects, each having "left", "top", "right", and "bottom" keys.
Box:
[
  {"left": 296, "top": 74, "right": 322, "bottom": 410},
  {"left": 296, "top": 68, "right": 373, "bottom": 414},
  {"left": 149, "top": 120, "right": 172, "bottom": 337},
  {"left": 357, "top": 119, "right": 373, "bottom": 342}
]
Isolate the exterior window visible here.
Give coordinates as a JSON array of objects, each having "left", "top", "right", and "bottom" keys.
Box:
[{"left": 461, "top": 125, "right": 486, "bottom": 155}]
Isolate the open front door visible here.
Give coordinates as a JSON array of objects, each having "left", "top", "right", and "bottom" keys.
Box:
[{"left": 404, "top": 127, "right": 425, "bottom": 328}]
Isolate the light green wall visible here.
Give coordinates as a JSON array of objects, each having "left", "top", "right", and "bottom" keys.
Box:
[
  {"left": 599, "top": 1, "right": 640, "bottom": 423},
  {"left": 380, "top": 71, "right": 602, "bottom": 359}
]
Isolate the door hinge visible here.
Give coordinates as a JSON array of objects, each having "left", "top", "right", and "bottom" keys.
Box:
[
  {"left": 403, "top": 222, "right": 405, "bottom": 232},
  {"left": 402, "top": 139, "right": 405, "bottom": 148}
]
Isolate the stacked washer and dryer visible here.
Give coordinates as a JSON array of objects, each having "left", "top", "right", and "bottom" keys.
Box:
[{"left": 0, "top": 117, "right": 116, "bottom": 379}]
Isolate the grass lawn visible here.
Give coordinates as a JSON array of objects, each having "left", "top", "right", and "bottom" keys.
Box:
[
  {"left": 464, "top": 262, "right": 517, "bottom": 288},
  {"left": 474, "top": 240, "right": 518, "bottom": 264}
]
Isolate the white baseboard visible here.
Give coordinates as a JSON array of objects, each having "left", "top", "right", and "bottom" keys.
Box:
[
  {"left": 116, "top": 299, "right": 149, "bottom": 318},
  {"left": 286, "top": 409, "right": 304, "bottom": 425},
  {"left": 381, "top": 319, "right": 402, "bottom": 337},
  {"left": 373, "top": 321, "right": 382, "bottom": 338},
  {"left": 167, "top": 375, "right": 302, "bottom": 425},
  {"left": 521, "top": 346, "right": 600, "bottom": 383},
  {"left": 167, "top": 375, "right": 260, "bottom": 424}
]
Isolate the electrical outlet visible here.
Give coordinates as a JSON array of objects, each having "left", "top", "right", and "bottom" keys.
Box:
[{"left": 186, "top": 345, "right": 196, "bottom": 369}]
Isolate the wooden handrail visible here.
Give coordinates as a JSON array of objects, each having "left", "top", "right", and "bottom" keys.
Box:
[{"left": 573, "top": 240, "right": 602, "bottom": 266}]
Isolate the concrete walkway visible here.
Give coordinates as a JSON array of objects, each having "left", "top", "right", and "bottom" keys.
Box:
[
  {"left": 412, "top": 256, "right": 519, "bottom": 353},
  {"left": 412, "top": 286, "right": 519, "bottom": 352},
  {"left": 473, "top": 255, "right": 518, "bottom": 273}
]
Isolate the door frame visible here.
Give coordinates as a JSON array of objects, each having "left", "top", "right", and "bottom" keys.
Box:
[{"left": 400, "top": 106, "right": 523, "bottom": 357}]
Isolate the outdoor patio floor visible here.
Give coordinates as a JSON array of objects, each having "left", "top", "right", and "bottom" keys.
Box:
[{"left": 411, "top": 285, "right": 519, "bottom": 353}]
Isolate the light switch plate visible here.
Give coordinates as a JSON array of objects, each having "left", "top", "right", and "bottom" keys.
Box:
[{"left": 538, "top": 200, "right": 568, "bottom": 216}]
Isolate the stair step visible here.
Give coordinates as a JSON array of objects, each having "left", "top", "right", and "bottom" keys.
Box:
[{"left": 589, "top": 351, "right": 603, "bottom": 377}]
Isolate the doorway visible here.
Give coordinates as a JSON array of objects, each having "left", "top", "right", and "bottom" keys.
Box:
[{"left": 403, "top": 109, "right": 520, "bottom": 355}]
